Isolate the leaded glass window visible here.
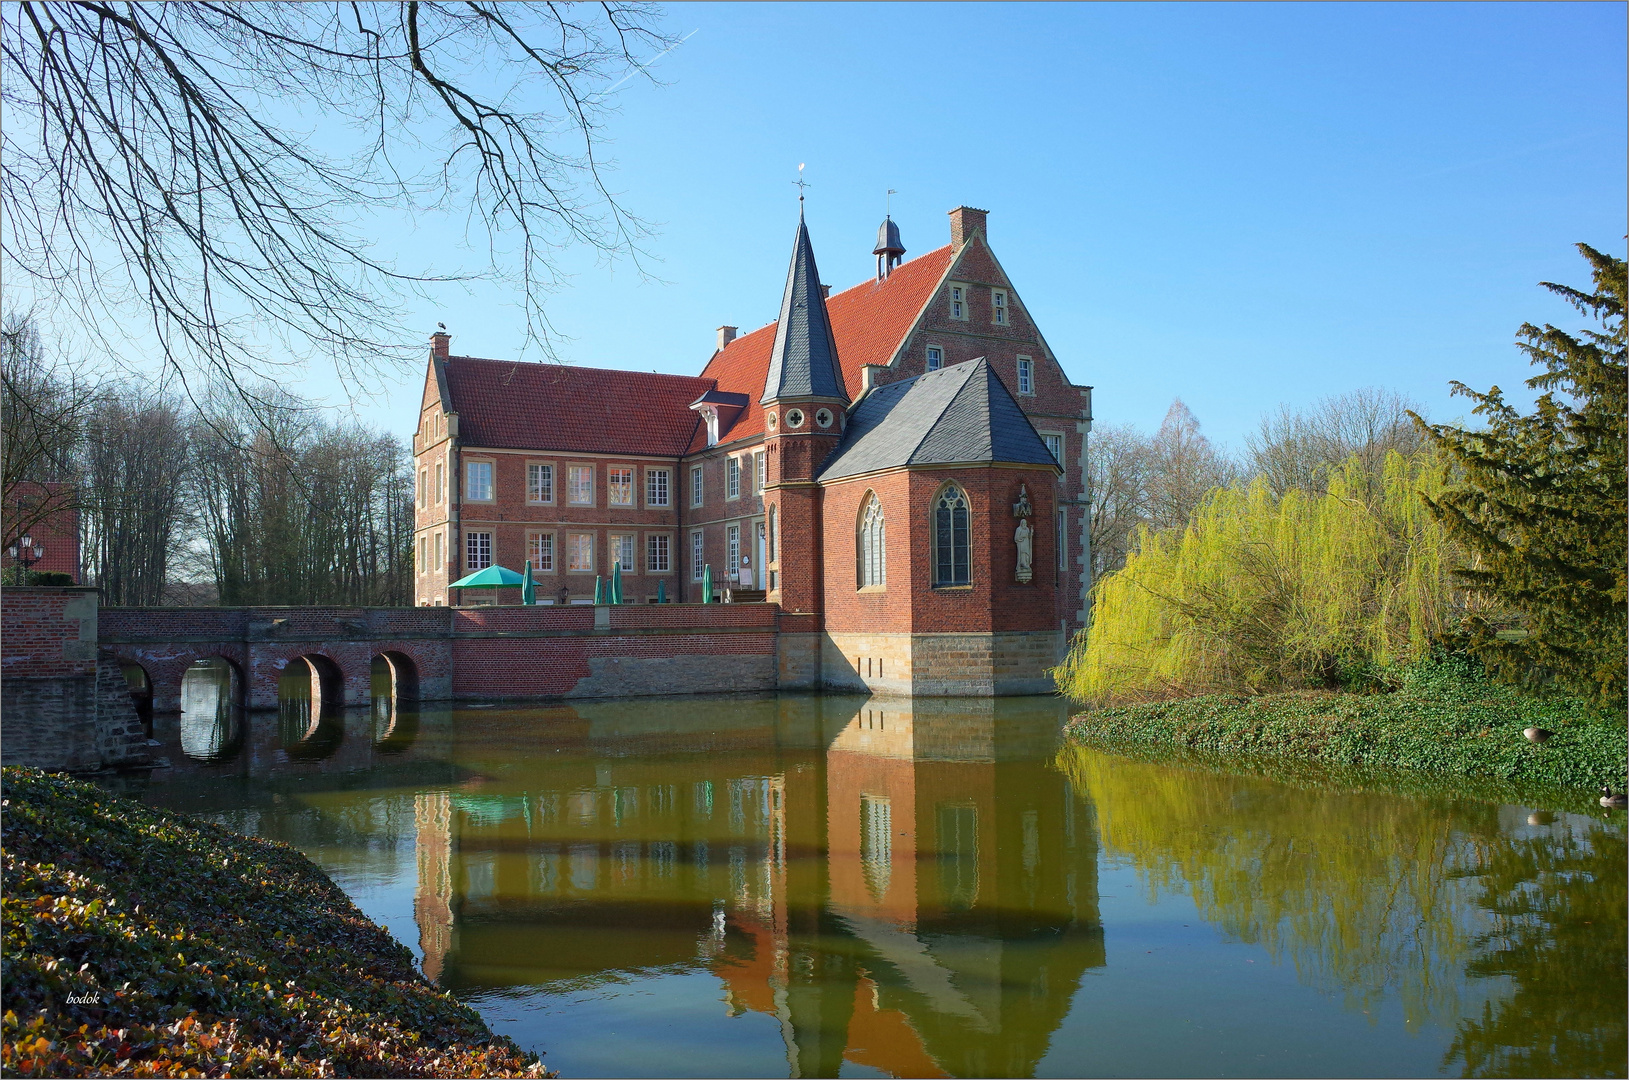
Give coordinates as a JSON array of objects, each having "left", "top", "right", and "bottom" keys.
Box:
[
  {"left": 858, "top": 495, "right": 885, "bottom": 588},
  {"left": 934, "top": 486, "right": 971, "bottom": 586}
]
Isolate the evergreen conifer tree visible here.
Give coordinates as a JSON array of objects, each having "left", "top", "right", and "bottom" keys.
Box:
[{"left": 1415, "top": 244, "right": 1627, "bottom": 706}]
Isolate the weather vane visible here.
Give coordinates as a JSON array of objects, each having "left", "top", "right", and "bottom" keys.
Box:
[
  {"left": 794, "top": 162, "right": 810, "bottom": 203},
  {"left": 886, "top": 188, "right": 897, "bottom": 216}
]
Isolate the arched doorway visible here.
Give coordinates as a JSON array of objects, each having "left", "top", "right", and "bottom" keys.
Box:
[
  {"left": 178, "top": 657, "right": 245, "bottom": 763},
  {"left": 277, "top": 654, "right": 345, "bottom": 760}
]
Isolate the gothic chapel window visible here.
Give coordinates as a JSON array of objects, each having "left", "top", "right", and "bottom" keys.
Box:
[
  {"left": 934, "top": 485, "right": 971, "bottom": 586},
  {"left": 858, "top": 495, "right": 886, "bottom": 588}
]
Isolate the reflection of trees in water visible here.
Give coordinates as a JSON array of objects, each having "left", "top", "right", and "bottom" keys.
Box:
[
  {"left": 1446, "top": 818, "right": 1627, "bottom": 1078},
  {"left": 1058, "top": 745, "right": 1627, "bottom": 1075},
  {"left": 178, "top": 658, "right": 243, "bottom": 762}
]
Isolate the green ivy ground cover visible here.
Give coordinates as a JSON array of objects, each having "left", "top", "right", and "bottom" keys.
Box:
[
  {"left": 1, "top": 767, "right": 548, "bottom": 1078},
  {"left": 1065, "top": 659, "right": 1627, "bottom": 800}
]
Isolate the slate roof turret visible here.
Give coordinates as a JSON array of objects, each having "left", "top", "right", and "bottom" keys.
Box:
[{"left": 761, "top": 210, "right": 849, "bottom": 405}]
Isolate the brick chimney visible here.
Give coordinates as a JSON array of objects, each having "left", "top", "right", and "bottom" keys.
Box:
[
  {"left": 949, "top": 206, "right": 988, "bottom": 248},
  {"left": 716, "top": 325, "right": 738, "bottom": 351},
  {"left": 430, "top": 329, "right": 451, "bottom": 361}
]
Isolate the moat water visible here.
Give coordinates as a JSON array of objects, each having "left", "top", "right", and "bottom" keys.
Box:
[{"left": 116, "top": 664, "right": 1626, "bottom": 1078}]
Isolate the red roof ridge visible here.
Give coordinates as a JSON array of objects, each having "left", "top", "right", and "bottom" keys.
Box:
[{"left": 447, "top": 354, "right": 715, "bottom": 387}]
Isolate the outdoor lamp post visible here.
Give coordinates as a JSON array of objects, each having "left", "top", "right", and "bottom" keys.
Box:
[{"left": 6, "top": 533, "right": 44, "bottom": 575}]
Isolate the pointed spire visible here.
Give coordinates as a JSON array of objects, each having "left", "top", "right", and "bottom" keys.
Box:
[{"left": 761, "top": 214, "right": 848, "bottom": 405}]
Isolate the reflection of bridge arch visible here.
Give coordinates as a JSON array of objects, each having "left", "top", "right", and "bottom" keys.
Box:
[
  {"left": 178, "top": 657, "right": 246, "bottom": 762},
  {"left": 370, "top": 652, "right": 420, "bottom": 751},
  {"left": 278, "top": 654, "right": 345, "bottom": 759}
]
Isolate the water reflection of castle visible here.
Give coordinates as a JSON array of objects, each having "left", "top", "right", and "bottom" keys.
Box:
[{"left": 414, "top": 696, "right": 1104, "bottom": 1078}]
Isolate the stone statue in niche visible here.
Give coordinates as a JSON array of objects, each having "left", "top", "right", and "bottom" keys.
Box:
[
  {"left": 1012, "top": 483, "right": 1035, "bottom": 583},
  {"left": 1014, "top": 517, "right": 1034, "bottom": 583}
]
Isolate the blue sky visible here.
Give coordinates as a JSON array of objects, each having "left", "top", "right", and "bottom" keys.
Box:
[{"left": 323, "top": 2, "right": 1626, "bottom": 450}]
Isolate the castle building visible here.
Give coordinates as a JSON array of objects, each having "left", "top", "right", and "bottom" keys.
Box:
[{"left": 412, "top": 204, "right": 1093, "bottom": 695}]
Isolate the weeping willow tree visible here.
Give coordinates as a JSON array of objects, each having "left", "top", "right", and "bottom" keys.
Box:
[{"left": 1056, "top": 449, "right": 1469, "bottom": 702}]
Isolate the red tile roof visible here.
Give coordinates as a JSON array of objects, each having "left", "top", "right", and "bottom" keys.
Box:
[
  {"left": 442, "top": 357, "right": 714, "bottom": 456},
  {"left": 689, "top": 244, "right": 956, "bottom": 451}
]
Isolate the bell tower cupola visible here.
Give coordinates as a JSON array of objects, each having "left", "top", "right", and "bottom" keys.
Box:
[{"left": 873, "top": 216, "right": 905, "bottom": 280}]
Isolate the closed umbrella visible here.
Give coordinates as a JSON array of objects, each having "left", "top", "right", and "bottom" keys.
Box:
[
  {"left": 521, "top": 560, "right": 535, "bottom": 605},
  {"left": 657, "top": 578, "right": 667, "bottom": 604},
  {"left": 701, "top": 563, "right": 713, "bottom": 604},
  {"left": 593, "top": 576, "right": 604, "bottom": 604},
  {"left": 611, "top": 561, "right": 623, "bottom": 605}
]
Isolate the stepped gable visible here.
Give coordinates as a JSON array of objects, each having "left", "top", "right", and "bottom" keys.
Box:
[
  {"left": 818, "top": 357, "right": 1059, "bottom": 481},
  {"left": 689, "top": 243, "right": 955, "bottom": 452},
  {"left": 441, "top": 355, "right": 713, "bottom": 455}
]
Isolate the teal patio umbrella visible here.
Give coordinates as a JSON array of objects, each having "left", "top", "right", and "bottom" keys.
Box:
[
  {"left": 593, "top": 575, "right": 604, "bottom": 604},
  {"left": 521, "top": 560, "right": 535, "bottom": 605},
  {"left": 656, "top": 578, "right": 667, "bottom": 604},
  {"left": 701, "top": 563, "right": 713, "bottom": 603},
  {"left": 610, "top": 561, "right": 623, "bottom": 605},
  {"left": 448, "top": 565, "right": 525, "bottom": 589}
]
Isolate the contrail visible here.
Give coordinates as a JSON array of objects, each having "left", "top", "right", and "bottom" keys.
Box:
[{"left": 606, "top": 28, "right": 700, "bottom": 93}]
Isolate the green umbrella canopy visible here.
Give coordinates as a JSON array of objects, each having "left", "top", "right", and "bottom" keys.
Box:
[
  {"left": 448, "top": 564, "right": 526, "bottom": 589},
  {"left": 701, "top": 563, "right": 713, "bottom": 604},
  {"left": 593, "top": 576, "right": 604, "bottom": 604},
  {"left": 610, "top": 561, "right": 623, "bottom": 605},
  {"left": 521, "top": 560, "right": 535, "bottom": 605}
]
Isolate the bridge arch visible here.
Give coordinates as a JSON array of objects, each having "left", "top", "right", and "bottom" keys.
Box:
[
  {"left": 178, "top": 657, "right": 245, "bottom": 762},
  {"left": 119, "top": 662, "right": 155, "bottom": 737},
  {"left": 370, "top": 652, "right": 421, "bottom": 751},
  {"left": 277, "top": 654, "right": 346, "bottom": 760}
]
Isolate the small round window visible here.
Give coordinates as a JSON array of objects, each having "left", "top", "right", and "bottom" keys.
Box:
[
  {"left": 767, "top": 411, "right": 778, "bottom": 431},
  {"left": 815, "top": 408, "right": 834, "bottom": 429},
  {"left": 785, "top": 408, "right": 805, "bottom": 429}
]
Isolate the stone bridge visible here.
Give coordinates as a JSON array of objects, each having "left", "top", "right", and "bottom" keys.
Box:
[
  {"left": 99, "top": 606, "right": 452, "bottom": 713},
  {"left": 98, "top": 601, "right": 793, "bottom": 713}
]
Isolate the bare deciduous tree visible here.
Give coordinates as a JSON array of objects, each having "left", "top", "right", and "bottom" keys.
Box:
[
  {"left": 1144, "top": 399, "right": 1236, "bottom": 534},
  {"left": 1085, "top": 422, "right": 1151, "bottom": 580},
  {"left": 2, "top": 2, "right": 674, "bottom": 399},
  {"left": 1245, "top": 388, "right": 1425, "bottom": 500},
  {"left": 80, "top": 387, "right": 190, "bottom": 605},
  {"left": 0, "top": 309, "right": 94, "bottom": 551}
]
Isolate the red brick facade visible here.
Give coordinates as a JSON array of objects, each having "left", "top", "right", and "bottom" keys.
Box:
[
  {"left": 412, "top": 205, "right": 1092, "bottom": 684},
  {"left": 4, "top": 481, "right": 81, "bottom": 581}
]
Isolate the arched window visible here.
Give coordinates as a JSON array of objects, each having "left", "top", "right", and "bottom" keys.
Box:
[
  {"left": 858, "top": 494, "right": 885, "bottom": 588},
  {"left": 933, "top": 485, "right": 971, "bottom": 586}
]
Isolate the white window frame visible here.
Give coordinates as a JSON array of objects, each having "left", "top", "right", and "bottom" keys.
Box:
[
  {"left": 465, "top": 530, "right": 493, "bottom": 571},
  {"left": 607, "top": 466, "right": 635, "bottom": 507},
  {"left": 754, "top": 451, "right": 766, "bottom": 495},
  {"left": 465, "top": 460, "right": 495, "bottom": 503},
  {"left": 646, "top": 468, "right": 670, "bottom": 508},
  {"left": 417, "top": 536, "right": 427, "bottom": 575},
  {"left": 726, "top": 523, "right": 741, "bottom": 577},
  {"left": 949, "top": 283, "right": 968, "bottom": 321},
  {"left": 609, "top": 532, "right": 637, "bottom": 573},
  {"left": 434, "top": 531, "right": 443, "bottom": 571},
  {"left": 726, "top": 457, "right": 741, "bottom": 500},
  {"left": 528, "top": 530, "right": 555, "bottom": 573},
  {"left": 1041, "top": 431, "right": 1064, "bottom": 467},
  {"left": 992, "top": 289, "right": 1009, "bottom": 326},
  {"left": 646, "top": 533, "right": 671, "bottom": 573},
  {"left": 418, "top": 468, "right": 428, "bottom": 508},
  {"left": 567, "top": 464, "right": 595, "bottom": 506},
  {"left": 691, "top": 465, "right": 704, "bottom": 507},
  {"left": 926, "top": 345, "right": 943, "bottom": 372},
  {"left": 1017, "top": 356, "right": 1035, "bottom": 395},
  {"left": 527, "top": 462, "right": 555, "bottom": 504},
  {"left": 691, "top": 530, "right": 705, "bottom": 581},
  {"left": 435, "top": 461, "right": 445, "bottom": 504},
  {"left": 566, "top": 531, "right": 595, "bottom": 574}
]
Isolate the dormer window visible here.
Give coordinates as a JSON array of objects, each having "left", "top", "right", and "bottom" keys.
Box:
[
  {"left": 992, "top": 290, "right": 1008, "bottom": 325},
  {"left": 699, "top": 406, "right": 719, "bottom": 447}
]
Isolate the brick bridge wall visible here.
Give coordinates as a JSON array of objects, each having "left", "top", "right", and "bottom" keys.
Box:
[
  {"left": 1, "top": 587, "right": 150, "bottom": 771},
  {"left": 96, "top": 602, "right": 786, "bottom": 711}
]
